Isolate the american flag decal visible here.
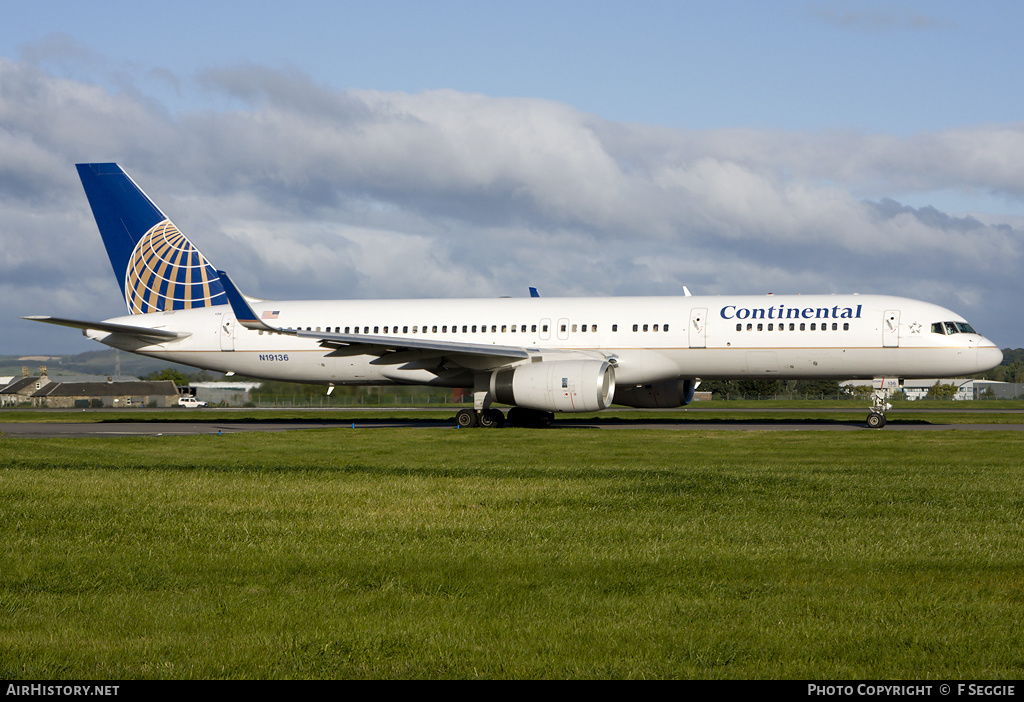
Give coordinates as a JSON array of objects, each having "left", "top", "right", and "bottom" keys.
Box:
[{"left": 262, "top": 310, "right": 280, "bottom": 319}]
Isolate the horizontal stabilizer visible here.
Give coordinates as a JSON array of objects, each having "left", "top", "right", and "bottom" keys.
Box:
[
  {"left": 22, "top": 316, "right": 191, "bottom": 341},
  {"left": 217, "top": 270, "right": 276, "bottom": 332}
]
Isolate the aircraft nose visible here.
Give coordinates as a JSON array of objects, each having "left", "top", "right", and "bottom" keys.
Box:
[{"left": 976, "top": 342, "right": 1003, "bottom": 372}]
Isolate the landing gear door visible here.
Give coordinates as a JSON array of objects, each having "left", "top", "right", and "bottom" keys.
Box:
[
  {"left": 689, "top": 308, "right": 707, "bottom": 348},
  {"left": 883, "top": 310, "right": 900, "bottom": 348}
]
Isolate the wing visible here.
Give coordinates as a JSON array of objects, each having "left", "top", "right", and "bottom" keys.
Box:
[{"left": 217, "top": 271, "right": 530, "bottom": 370}]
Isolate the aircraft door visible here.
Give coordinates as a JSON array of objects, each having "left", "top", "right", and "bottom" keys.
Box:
[
  {"left": 883, "top": 310, "right": 900, "bottom": 348},
  {"left": 557, "top": 318, "right": 570, "bottom": 341},
  {"left": 219, "top": 312, "right": 236, "bottom": 351},
  {"left": 689, "top": 308, "right": 707, "bottom": 348}
]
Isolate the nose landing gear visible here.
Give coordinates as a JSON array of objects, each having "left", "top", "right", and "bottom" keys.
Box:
[{"left": 866, "top": 378, "right": 899, "bottom": 429}]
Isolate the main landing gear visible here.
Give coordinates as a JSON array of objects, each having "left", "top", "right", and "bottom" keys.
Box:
[{"left": 455, "top": 407, "right": 554, "bottom": 428}]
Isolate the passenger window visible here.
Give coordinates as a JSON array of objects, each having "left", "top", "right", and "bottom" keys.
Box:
[
  {"left": 653, "top": 324, "right": 659, "bottom": 332},
  {"left": 502, "top": 325, "right": 507, "bottom": 333},
  {"left": 736, "top": 324, "right": 742, "bottom": 331},
  {"left": 810, "top": 323, "right": 816, "bottom": 331},
  {"left": 491, "top": 325, "right": 497, "bottom": 333},
  {"left": 766, "top": 323, "right": 772, "bottom": 331},
  {"left": 746, "top": 324, "right": 752, "bottom": 331},
  {"left": 532, "top": 325, "right": 538, "bottom": 332},
  {"left": 843, "top": 323, "right": 849, "bottom": 331},
  {"left": 543, "top": 324, "right": 548, "bottom": 332},
  {"left": 642, "top": 324, "right": 649, "bottom": 332},
  {"left": 800, "top": 323, "right": 805, "bottom": 331},
  {"left": 345, "top": 326, "right": 351, "bottom": 333},
  {"left": 632, "top": 324, "right": 638, "bottom": 332},
  {"left": 757, "top": 323, "right": 763, "bottom": 331},
  {"left": 374, "top": 326, "right": 379, "bottom": 334},
  {"left": 664, "top": 324, "right": 669, "bottom": 332},
  {"left": 612, "top": 324, "right": 618, "bottom": 332},
  {"left": 832, "top": 323, "right": 837, "bottom": 331}
]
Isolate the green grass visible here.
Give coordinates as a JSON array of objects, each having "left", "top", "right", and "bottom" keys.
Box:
[
  {"left": 2, "top": 430, "right": 1023, "bottom": 679},
  {"left": 2, "top": 399, "right": 1023, "bottom": 426}
]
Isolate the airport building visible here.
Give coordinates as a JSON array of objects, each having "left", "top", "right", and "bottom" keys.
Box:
[
  {"left": 0, "top": 367, "right": 180, "bottom": 408},
  {"left": 841, "top": 379, "right": 1024, "bottom": 401}
]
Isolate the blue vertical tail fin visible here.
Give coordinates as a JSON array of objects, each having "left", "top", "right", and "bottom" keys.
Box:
[{"left": 76, "top": 163, "right": 227, "bottom": 314}]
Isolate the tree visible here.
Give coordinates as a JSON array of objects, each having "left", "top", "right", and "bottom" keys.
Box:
[
  {"left": 794, "top": 379, "right": 841, "bottom": 396},
  {"left": 926, "top": 382, "right": 960, "bottom": 399},
  {"left": 143, "top": 368, "right": 191, "bottom": 387}
]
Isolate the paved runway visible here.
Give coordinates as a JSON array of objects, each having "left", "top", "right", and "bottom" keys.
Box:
[{"left": 3, "top": 415, "right": 1024, "bottom": 436}]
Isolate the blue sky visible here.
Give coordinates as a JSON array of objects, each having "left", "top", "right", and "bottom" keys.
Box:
[
  {"left": 2, "top": 0, "right": 1024, "bottom": 354},
  {"left": 10, "top": 1, "right": 1021, "bottom": 134}
]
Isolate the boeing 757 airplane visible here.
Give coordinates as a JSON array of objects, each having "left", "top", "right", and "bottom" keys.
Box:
[{"left": 26, "top": 163, "right": 1003, "bottom": 428}]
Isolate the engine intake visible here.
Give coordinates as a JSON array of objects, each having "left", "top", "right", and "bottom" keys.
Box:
[{"left": 490, "top": 360, "right": 615, "bottom": 413}]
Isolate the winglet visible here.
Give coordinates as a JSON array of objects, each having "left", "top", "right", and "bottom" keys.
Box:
[
  {"left": 529, "top": 287, "right": 540, "bottom": 298},
  {"left": 217, "top": 270, "right": 279, "bottom": 332}
]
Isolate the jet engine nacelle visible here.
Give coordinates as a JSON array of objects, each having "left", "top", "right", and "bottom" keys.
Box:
[
  {"left": 613, "top": 378, "right": 697, "bottom": 408},
  {"left": 490, "top": 360, "right": 616, "bottom": 413}
]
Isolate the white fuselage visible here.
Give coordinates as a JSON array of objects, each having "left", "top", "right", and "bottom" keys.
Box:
[{"left": 85, "top": 293, "right": 1003, "bottom": 388}]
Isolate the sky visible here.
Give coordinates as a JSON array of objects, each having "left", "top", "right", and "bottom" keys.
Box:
[{"left": 2, "top": 0, "right": 1023, "bottom": 355}]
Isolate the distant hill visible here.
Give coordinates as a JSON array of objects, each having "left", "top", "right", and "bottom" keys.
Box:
[{"left": 0, "top": 350, "right": 207, "bottom": 380}]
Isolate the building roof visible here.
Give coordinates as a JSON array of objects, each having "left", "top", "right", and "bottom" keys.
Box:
[
  {"left": 0, "top": 376, "right": 53, "bottom": 395},
  {"left": 32, "top": 380, "right": 179, "bottom": 398}
]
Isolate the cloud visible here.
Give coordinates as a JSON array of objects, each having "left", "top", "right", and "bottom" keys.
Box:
[
  {"left": 807, "top": 6, "right": 947, "bottom": 32},
  {"left": 1, "top": 57, "right": 1022, "bottom": 353}
]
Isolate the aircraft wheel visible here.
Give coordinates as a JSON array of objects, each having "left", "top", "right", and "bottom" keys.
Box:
[
  {"left": 506, "top": 406, "right": 525, "bottom": 427},
  {"left": 456, "top": 409, "right": 478, "bottom": 428},
  {"left": 507, "top": 407, "right": 552, "bottom": 428},
  {"left": 866, "top": 412, "right": 886, "bottom": 429},
  {"left": 478, "top": 408, "right": 505, "bottom": 428}
]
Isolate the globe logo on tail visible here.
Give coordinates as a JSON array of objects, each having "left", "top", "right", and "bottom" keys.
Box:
[{"left": 125, "top": 220, "right": 225, "bottom": 314}]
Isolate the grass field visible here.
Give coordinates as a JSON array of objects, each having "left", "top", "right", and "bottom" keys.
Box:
[{"left": 2, "top": 424, "right": 1023, "bottom": 679}]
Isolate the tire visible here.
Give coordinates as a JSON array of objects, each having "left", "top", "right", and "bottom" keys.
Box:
[
  {"left": 456, "top": 409, "right": 478, "bottom": 428},
  {"left": 478, "top": 409, "right": 504, "bottom": 428},
  {"left": 866, "top": 412, "right": 886, "bottom": 429}
]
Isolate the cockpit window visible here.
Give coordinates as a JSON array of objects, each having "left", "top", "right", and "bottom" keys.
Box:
[{"left": 933, "top": 321, "right": 978, "bottom": 335}]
